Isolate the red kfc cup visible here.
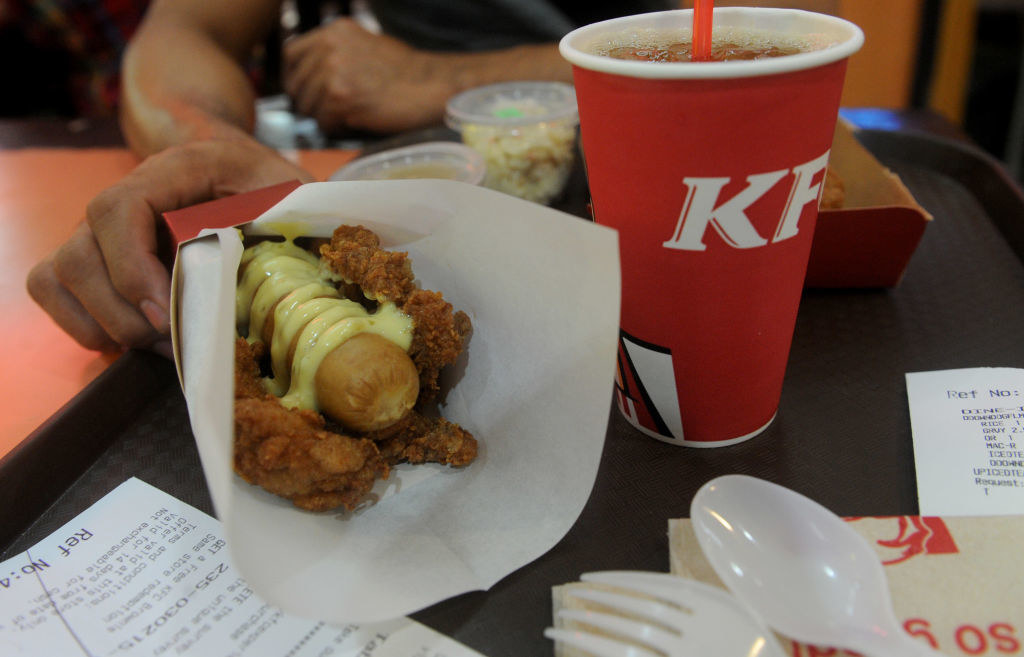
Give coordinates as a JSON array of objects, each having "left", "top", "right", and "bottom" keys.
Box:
[{"left": 560, "top": 9, "right": 863, "bottom": 446}]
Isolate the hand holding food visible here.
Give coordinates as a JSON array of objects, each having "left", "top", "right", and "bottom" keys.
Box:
[
  {"left": 26, "top": 138, "right": 315, "bottom": 356},
  {"left": 233, "top": 224, "right": 476, "bottom": 512}
]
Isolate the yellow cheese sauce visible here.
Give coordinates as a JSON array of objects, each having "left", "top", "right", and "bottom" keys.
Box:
[
  {"left": 236, "top": 239, "right": 319, "bottom": 333},
  {"left": 236, "top": 238, "right": 413, "bottom": 410},
  {"left": 268, "top": 283, "right": 338, "bottom": 387}
]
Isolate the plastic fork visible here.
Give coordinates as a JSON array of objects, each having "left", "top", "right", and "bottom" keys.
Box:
[{"left": 545, "top": 571, "right": 786, "bottom": 657}]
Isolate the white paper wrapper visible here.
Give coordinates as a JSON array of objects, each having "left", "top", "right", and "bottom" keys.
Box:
[{"left": 173, "top": 180, "right": 621, "bottom": 623}]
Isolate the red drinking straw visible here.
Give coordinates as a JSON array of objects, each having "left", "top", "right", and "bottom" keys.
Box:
[{"left": 692, "top": 0, "right": 714, "bottom": 61}]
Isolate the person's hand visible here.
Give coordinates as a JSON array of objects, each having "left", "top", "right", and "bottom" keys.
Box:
[
  {"left": 27, "top": 137, "right": 315, "bottom": 357},
  {"left": 283, "top": 18, "right": 453, "bottom": 134}
]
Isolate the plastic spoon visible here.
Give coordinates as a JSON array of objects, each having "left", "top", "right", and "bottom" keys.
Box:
[
  {"left": 692, "top": 0, "right": 714, "bottom": 61},
  {"left": 690, "top": 475, "right": 947, "bottom": 657}
]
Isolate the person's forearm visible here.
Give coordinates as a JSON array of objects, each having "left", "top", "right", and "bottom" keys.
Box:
[
  {"left": 378, "top": 43, "right": 572, "bottom": 129},
  {"left": 283, "top": 23, "right": 572, "bottom": 135},
  {"left": 121, "top": 22, "right": 256, "bottom": 156},
  {"left": 119, "top": 1, "right": 277, "bottom": 156},
  {"left": 435, "top": 43, "right": 573, "bottom": 98}
]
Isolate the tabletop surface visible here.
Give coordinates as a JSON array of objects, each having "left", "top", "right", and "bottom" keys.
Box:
[{"left": 2, "top": 110, "right": 1023, "bottom": 657}]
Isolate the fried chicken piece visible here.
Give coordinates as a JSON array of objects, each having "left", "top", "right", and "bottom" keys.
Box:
[
  {"left": 234, "top": 338, "right": 268, "bottom": 399},
  {"left": 234, "top": 397, "right": 389, "bottom": 511},
  {"left": 233, "top": 335, "right": 477, "bottom": 511},
  {"left": 319, "top": 225, "right": 471, "bottom": 401},
  {"left": 234, "top": 337, "right": 389, "bottom": 511},
  {"left": 402, "top": 290, "right": 471, "bottom": 401},
  {"left": 370, "top": 411, "right": 478, "bottom": 467},
  {"left": 319, "top": 225, "right": 416, "bottom": 301},
  {"left": 820, "top": 165, "right": 845, "bottom": 210}
]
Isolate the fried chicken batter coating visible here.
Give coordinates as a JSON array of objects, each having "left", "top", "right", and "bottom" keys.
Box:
[
  {"left": 369, "top": 412, "right": 478, "bottom": 467},
  {"left": 234, "top": 396, "right": 389, "bottom": 512},
  {"left": 234, "top": 339, "right": 269, "bottom": 399},
  {"left": 319, "top": 225, "right": 416, "bottom": 301},
  {"left": 234, "top": 339, "right": 389, "bottom": 511},
  {"left": 319, "top": 225, "right": 471, "bottom": 401}
]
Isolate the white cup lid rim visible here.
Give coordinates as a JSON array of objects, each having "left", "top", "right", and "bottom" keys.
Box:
[{"left": 559, "top": 8, "right": 865, "bottom": 80}]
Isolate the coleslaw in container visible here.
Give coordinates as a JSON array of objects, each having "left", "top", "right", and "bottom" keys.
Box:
[{"left": 445, "top": 82, "right": 579, "bottom": 205}]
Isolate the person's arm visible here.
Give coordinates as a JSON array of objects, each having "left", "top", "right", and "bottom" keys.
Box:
[
  {"left": 27, "top": 0, "right": 317, "bottom": 356},
  {"left": 284, "top": 18, "right": 573, "bottom": 135},
  {"left": 120, "top": 0, "right": 282, "bottom": 156}
]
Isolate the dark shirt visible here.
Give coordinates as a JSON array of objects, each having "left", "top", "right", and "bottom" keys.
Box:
[{"left": 368, "top": 0, "right": 675, "bottom": 51}]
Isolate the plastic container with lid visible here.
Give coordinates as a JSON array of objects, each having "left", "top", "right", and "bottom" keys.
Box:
[
  {"left": 445, "top": 81, "right": 579, "bottom": 205},
  {"left": 329, "top": 141, "right": 487, "bottom": 185}
]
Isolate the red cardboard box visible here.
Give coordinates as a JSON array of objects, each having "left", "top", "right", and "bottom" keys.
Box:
[{"left": 806, "top": 121, "right": 932, "bottom": 288}]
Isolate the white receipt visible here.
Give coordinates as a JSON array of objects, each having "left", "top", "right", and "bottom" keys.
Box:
[
  {"left": 906, "top": 367, "right": 1024, "bottom": 517},
  {"left": 0, "top": 478, "right": 485, "bottom": 657}
]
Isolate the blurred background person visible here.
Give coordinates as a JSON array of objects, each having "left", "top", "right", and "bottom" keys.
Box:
[
  {"left": 120, "top": 0, "right": 684, "bottom": 155},
  {"left": 26, "top": 0, "right": 678, "bottom": 356}
]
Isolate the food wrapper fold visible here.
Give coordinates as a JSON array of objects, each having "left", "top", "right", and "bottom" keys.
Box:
[{"left": 171, "top": 180, "right": 621, "bottom": 623}]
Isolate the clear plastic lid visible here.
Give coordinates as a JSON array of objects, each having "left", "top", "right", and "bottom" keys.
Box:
[
  {"left": 445, "top": 81, "right": 579, "bottom": 130},
  {"left": 328, "top": 141, "right": 486, "bottom": 185}
]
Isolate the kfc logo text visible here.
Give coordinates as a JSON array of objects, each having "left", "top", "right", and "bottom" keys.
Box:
[{"left": 663, "top": 151, "right": 830, "bottom": 251}]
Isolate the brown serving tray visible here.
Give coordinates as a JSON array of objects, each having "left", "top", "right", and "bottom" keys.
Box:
[{"left": 3, "top": 129, "right": 1023, "bottom": 657}]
